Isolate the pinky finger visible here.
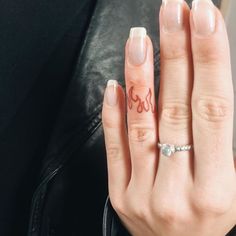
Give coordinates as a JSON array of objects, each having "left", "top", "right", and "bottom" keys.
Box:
[{"left": 102, "top": 80, "right": 131, "bottom": 198}]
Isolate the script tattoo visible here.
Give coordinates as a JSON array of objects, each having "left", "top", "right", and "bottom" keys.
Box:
[{"left": 127, "top": 86, "right": 155, "bottom": 113}]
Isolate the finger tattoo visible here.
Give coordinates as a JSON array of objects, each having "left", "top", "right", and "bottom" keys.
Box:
[{"left": 127, "top": 86, "right": 155, "bottom": 113}]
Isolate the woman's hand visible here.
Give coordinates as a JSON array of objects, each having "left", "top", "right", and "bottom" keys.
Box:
[{"left": 102, "top": 0, "right": 236, "bottom": 235}]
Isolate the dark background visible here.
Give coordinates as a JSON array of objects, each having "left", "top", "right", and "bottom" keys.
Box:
[{"left": 0, "top": 0, "right": 228, "bottom": 236}]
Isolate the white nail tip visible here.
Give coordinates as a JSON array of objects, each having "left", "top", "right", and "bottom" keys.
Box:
[
  {"left": 107, "top": 80, "right": 118, "bottom": 87},
  {"left": 162, "top": 0, "right": 183, "bottom": 3},
  {"left": 129, "top": 27, "right": 147, "bottom": 38},
  {"left": 192, "top": 0, "right": 213, "bottom": 7}
]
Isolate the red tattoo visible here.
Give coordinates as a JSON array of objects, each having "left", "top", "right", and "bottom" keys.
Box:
[{"left": 127, "top": 86, "right": 155, "bottom": 113}]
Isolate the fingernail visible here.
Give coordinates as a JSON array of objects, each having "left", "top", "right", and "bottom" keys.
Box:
[
  {"left": 128, "top": 27, "right": 147, "bottom": 66},
  {"left": 192, "top": 0, "right": 216, "bottom": 36},
  {"left": 106, "top": 80, "right": 118, "bottom": 106},
  {"left": 162, "top": 0, "right": 184, "bottom": 33}
]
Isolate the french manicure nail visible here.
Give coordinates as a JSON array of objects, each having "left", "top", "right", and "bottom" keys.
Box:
[
  {"left": 106, "top": 80, "right": 118, "bottom": 106},
  {"left": 192, "top": 0, "right": 216, "bottom": 36},
  {"left": 162, "top": 0, "right": 184, "bottom": 33},
  {"left": 128, "top": 27, "right": 147, "bottom": 66}
]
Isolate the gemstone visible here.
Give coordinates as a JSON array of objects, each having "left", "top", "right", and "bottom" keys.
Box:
[{"left": 161, "top": 144, "right": 174, "bottom": 157}]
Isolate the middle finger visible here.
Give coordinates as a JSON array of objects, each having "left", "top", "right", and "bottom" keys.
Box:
[{"left": 156, "top": 0, "right": 193, "bottom": 187}]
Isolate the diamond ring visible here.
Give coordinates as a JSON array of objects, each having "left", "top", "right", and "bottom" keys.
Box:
[{"left": 157, "top": 143, "right": 193, "bottom": 157}]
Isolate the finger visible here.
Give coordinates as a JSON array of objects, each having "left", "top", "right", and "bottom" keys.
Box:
[
  {"left": 156, "top": 0, "right": 193, "bottom": 188},
  {"left": 102, "top": 80, "right": 131, "bottom": 197},
  {"left": 125, "top": 27, "right": 158, "bottom": 189},
  {"left": 190, "top": 0, "right": 235, "bottom": 186}
]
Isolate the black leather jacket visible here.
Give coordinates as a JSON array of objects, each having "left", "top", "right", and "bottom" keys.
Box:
[{"left": 0, "top": 0, "right": 235, "bottom": 235}]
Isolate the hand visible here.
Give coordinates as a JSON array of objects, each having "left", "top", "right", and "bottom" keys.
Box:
[{"left": 102, "top": 0, "right": 236, "bottom": 235}]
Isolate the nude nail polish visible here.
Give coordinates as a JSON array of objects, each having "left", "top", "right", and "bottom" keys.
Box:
[
  {"left": 192, "top": 0, "right": 216, "bottom": 36},
  {"left": 128, "top": 27, "right": 147, "bottom": 66},
  {"left": 106, "top": 80, "right": 118, "bottom": 106},
  {"left": 162, "top": 0, "right": 184, "bottom": 33}
]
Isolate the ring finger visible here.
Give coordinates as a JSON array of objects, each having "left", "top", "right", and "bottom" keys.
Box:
[{"left": 125, "top": 27, "right": 158, "bottom": 190}]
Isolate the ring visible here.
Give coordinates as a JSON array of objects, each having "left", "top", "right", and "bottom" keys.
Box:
[{"left": 157, "top": 142, "right": 193, "bottom": 157}]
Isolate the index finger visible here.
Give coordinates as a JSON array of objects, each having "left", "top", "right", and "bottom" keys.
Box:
[{"left": 190, "top": 0, "right": 235, "bottom": 186}]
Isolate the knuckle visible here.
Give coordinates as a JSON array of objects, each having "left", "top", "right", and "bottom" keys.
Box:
[
  {"left": 151, "top": 195, "right": 192, "bottom": 226},
  {"left": 192, "top": 189, "right": 232, "bottom": 215},
  {"left": 162, "top": 44, "right": 188, "bottom": 63},
  {"left": 129, "top": 124, "right": 156, "bottom": 143},
  {"left": 194, "top": 43, "right": 225, "bottom": 66},
  {"left": 132, "top": 206, "right": 150, "bottom": 221},
  {"left": 159, "top": 101, "right": 191, "bottom": 129},
  {"left": 193, "top": 95, "right": 233, "bottom": 125},
  {"left": 125, "top": 197, "right": 151, "bottom": 221},
  {"left": 106, "top": 144, "right": 121, "bottom": 162},
  {"left": 152, "top": 198, "right": 185, "bottom": 225},
  {"left": 156, "top": 205, "right": 180, "bottom": 225}
]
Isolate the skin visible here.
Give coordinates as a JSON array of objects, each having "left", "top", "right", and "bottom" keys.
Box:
[{"left": 102, "top": 1, "right": 236, "bottom": 235}]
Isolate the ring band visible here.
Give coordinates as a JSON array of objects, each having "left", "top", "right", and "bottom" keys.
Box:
[{"left": 157, "top": 142, "right": 193, "bottom": 157}]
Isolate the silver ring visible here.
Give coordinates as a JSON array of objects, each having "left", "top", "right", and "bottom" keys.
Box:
[{"left": 157, "top": 142, "right": 193, "bottom": 157}]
